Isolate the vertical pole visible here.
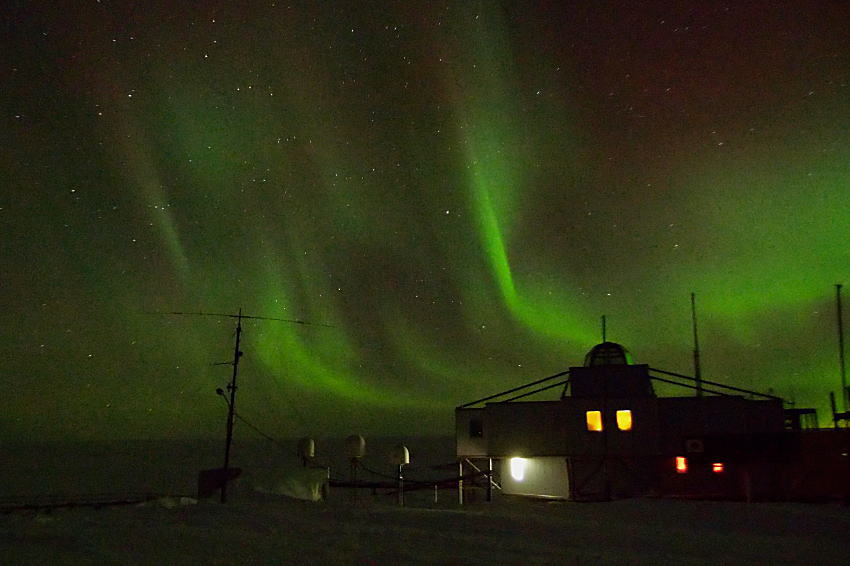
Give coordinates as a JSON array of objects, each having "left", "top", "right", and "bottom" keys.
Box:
[
  {"left": 350, "top": 459, "right": 359, "bottom": 504},
  {"left": 221, "top": 309, "right": 243, "bottom": 503},
  {"left": 486, "top": 458, "right": 493, "bottom": 502},
  {"left": 830, "top": 392, "right": 838, "bottom": 430},
  {"left": 601, "top": 315, "right": 607, "bottom": 342},
  {"left": 836, "top": 284, "right": 847, "bottom": 413},
  {"left": 691, "top": 292, "right": 703, "bottom": 398},
  {"left": 397, "top": 465, "right": 404, "bottom": 506},
  {"left": 458, "top": 460, "right": 464, "bottom": 505}
]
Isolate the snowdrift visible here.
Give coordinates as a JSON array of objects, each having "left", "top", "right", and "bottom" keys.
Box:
[{"left": 246, "top": 466, "right": 330, "bottom": 502}]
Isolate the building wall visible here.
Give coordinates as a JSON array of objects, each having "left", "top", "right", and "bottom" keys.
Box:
[
  {"left": 484, "top": 401, "right": 566, "bottom": 456},
  {"left": 559, "top": 397, "right": 661, "bottom": 457},
  {"left": 500, "top": 457, "right": 570, "bottom": 499},
  {"left": 656, "top": 397, "right": 785, "bottom": 453},
  {"left": 456, "top": 408, "right": 487, "bottom": 457},
  {"left": 569, "top": 364, "right": 654, "bottom": 398},
  {"left": 456, "top": 394, "right": 790, "bottom": 500},
  {"left": 568, "top": 455, "right": 659, "bottom": 500},
  {"left": 472, "top": 398, "right": 662, "bottom": 458}
]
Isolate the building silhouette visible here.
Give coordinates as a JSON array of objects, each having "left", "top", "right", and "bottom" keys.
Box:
[{"left": 456, "top": 342, "right": 849, "bottom": 501}]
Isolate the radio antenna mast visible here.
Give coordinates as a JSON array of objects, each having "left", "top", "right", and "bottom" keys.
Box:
[
  {"left": 691, "top": 292, "right": 703, "bottom": 398},
  {"left": 221, "top": 308, "right": 243, "bottom": 504},
  {"left": 837, "top": 284, "right": 847, "bottom": 412},
  {"left": 154, "top": 309, "right": 331, "bottom": 502}
]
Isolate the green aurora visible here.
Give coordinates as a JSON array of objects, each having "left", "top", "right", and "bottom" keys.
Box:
[{"left": 2, "top": 1, "right": 849, "bottom": 440}]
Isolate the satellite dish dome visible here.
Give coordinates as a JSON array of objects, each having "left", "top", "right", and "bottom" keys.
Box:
[
  {"left": 345, "top": 434, "right": 366, "bottom": 459},
  {"left": 583, "top": 342, "right": 633, "bottom": 367},
  {"left": 389, "top": 444, "right": 410, "bottom": 466}
]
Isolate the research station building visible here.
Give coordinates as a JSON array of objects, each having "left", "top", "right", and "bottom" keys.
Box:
[{"left": 456, "top": 342, "right": 848, "bottom": 501}]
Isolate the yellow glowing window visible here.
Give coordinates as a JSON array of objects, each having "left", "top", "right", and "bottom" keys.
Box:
[
  {"left": 586, "top": 410, "right": 603, "bottom": 431},
  {"left": 616, "top": 410, "right": 633, "bottom": 431},
  {"left": 675, "top": 456, "right": 688, "bottom": 474},
  {"left": 712, "top": 462, "right": 725, "bottom": 473}
]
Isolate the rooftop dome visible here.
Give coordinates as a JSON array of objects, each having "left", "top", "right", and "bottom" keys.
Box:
[{"left": 583, "top": 342, "right": 633, "bottom": 367}]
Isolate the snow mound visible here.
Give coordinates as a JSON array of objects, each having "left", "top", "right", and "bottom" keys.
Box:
[{"left": 247, "top": 467, "right": 329, "bottom": 502}]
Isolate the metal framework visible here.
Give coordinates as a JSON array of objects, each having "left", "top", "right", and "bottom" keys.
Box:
[{"left": 457, "top": 366, "right": 786, "bottom": 409}]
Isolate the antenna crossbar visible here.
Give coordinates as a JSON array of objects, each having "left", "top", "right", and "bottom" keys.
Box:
[{"left": 156, "top": 311, "right": 333, "bottom": 327}]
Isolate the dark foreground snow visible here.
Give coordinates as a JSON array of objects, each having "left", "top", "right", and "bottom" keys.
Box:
[
  {"left": 2, "top": 491, "right": 848, "bottom": 565},
  {"left": 2, "top": 440, "right": 848, "bottom": 565}
]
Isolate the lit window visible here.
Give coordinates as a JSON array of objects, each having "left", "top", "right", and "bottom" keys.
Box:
[
  {"left": 586, "top": 410, "right": 603, "bottom": 431},
  {"left": 712, "top": 462, "right": 724, "bottom": 473},
  {"left": 675, "top": 456, "right": 688, "bottom": 474},
  {"left": 616, "top": 410, "right": 633, "bottom": 431},
  {"left": 510, "top": 457, "right": 526, "bottom": 481}
]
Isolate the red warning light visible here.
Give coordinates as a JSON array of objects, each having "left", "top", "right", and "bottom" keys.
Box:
[
  {"left": 712, "top": 462, "right": 724, "bottom": 473},
  {"left": 675, "top": 456, "right": 688, "bottom": 474}
]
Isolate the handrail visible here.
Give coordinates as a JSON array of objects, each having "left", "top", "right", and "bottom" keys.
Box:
[
  {"left": 649, "top": 367, "right": 785, "bottom": 401},
  {"left": 457, "top": 365, "right": 786, "bottom": 409},
  {"left": 499, "top": 379, "right": 569, "bottom": 403},
  {"left": 647, "top": 373, "right": 743, "bottom": 398},
  {"left": 457, "top": 370, "right": 570, "bottom": 408}
]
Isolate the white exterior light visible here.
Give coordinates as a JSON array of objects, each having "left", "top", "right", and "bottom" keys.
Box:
[{"left": 510, "top": 457, "right": 526, "bottom": 481}]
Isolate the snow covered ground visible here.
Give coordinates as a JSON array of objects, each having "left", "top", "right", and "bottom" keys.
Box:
[
  {"left": 3, "top": 492, "right": 849, "bottom": 565},
  {"left": 2, "top": 439, "right": 848, "bottom": 565}
]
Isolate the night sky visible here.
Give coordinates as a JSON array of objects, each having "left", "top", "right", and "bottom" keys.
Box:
[{"left": 3, "top": 1, "right": 849, "bottom": 441}]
